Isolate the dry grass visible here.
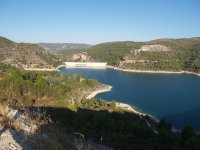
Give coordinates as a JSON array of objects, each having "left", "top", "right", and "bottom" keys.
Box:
[
  {"left": 0, "top": 116, "right": 9, "bottom": 129},
  {"left": 0, "top": 104, "right": 6, "bottom": 116},
  {"left": 0, "top": 104, "right": 9, "bottom": 128}
]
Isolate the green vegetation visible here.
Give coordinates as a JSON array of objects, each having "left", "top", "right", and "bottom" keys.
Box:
[
  {"left": 87, "top": 41, "right": 143, "bottom": 65},
  {"left": 0, "top": 63, "right": 100, "bottom": 107},
  {"left": 123, "top": 50, "right": 186, "bottom": 71},
  {"left": 109, "top": 100, "right": 117, "bottom": 109},
  {"left": 84, "top": 38, "right": 200, "bottom": 73},
  {"left": 79, "top": 98, "right": 116, "bottom": 110},
  {"left": 123, "top": 45, "right": 200, "bottom": 72},
  {"left": 184, "top": 46, "right": 200, "bottom": 72},
  {"left": 0, "top": 36, "right": 14, "bottom": 46}
]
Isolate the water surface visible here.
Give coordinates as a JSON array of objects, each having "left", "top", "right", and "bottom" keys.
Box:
[{"left": 59, "top": 67, "right": 200, "bottom": 130}]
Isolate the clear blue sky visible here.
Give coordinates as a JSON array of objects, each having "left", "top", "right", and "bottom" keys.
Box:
[{"left": 0, "top": 0, "right": 199, "bottom": 44}]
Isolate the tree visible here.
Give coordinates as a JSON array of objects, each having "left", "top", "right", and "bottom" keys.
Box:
[
  {"left": 110, "top": 100, "right": 116, "bottom": 110},
  {"left": 99, "top": 99, "right": 107, "bottom": 108},
  {"left": 181, "top": 125, "right": 195, "bottom": 144},
  {"left": 158, "top": 119, "right": 172, "bottom": 131},
  {"left": 184, "top": 136, "right": 200, "bottom": 150}
]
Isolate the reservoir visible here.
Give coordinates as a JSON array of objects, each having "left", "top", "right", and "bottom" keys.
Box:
[{"left": 59, "top": 67, "right": 200, "bottom": 130}]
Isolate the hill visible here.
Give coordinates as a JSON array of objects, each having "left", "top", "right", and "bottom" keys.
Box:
[
  {"left": 84, "top": 38, "right": 200, "bottom": 73},
  {"left": 86, "top": 41, "right": 143, "bottom": 65},
  {"left": 0, "top": 63, "right": 107, "bottom": 106},
  {"left": 0, "top": 36, "right": 60, "bottom": 69},
  {"left": 121, "top": 38, "right": 200, "bottom": 72}
]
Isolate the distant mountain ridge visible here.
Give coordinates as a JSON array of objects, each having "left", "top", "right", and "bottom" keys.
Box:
[
  {"left": 0, "top": 36, "right": 60, "bottom": 69},
  {"left": 38, "top": 43, "right": 92, "bottom": 52}
]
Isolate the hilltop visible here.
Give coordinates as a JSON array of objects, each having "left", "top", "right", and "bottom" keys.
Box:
[{"left": 0, "top": 36, "right": 60, "bottom": 69}]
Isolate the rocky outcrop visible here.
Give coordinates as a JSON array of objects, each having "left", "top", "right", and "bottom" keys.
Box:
[
  {"left": 72, "top": 52, "right": 91, "bottom": 62},
  {"left": 0, "top": 106, "right": 37, "bottom": 150},
  {"left": 138, "top": 45, "right": 170, "bottom": 52},
  {"left": 134, "top": 44, "right": 170, "bottom": 55},
  {"left": 118, "top": 44, "right": 171, "bottom": 67}
]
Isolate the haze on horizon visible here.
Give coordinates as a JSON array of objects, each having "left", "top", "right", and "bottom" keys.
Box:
[{"left": 0, "top": 0, "right": 200, "bottom": 44}]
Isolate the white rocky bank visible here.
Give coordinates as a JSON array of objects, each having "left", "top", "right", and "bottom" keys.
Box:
[{"left": 0, "top": 106, "right": 37, "bottom": 150}]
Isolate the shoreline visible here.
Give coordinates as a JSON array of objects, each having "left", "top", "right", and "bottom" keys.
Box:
[
  {"left": 57, "top": 65, "right": 200, "bottom": 77},
  {"left": 57, "top": 66, "right": 151, "bottom": 118},
  {"left": 85, "top": 85, "right": 112, "bottom": 100},
  {"left": 116, "top": 102, "right": 144, "bottom": 115},
  {"left": 24, "top": 68, "right": 56, "bottom": 71},
  {"left": 115, "top": 102, "right": 160, "bottom": 123},
  {"left": 106, "top": 65, "right": 200, "bottom": 77},
  {"left": 85, "top": 84, "right": 160, "bottom": 123}
]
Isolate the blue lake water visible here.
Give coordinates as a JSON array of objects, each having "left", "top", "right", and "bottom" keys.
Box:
[{"left": 59, "top": 67, "right": 200, "bottom": 130}]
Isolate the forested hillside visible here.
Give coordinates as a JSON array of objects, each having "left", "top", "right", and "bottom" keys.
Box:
[
  {"left": 0, "top": 63, "right": 105, "bottom": 107},
  {"left": 121, "top": 38, "right": 200, "bottom": 72},
  {"left": 87, "top": 41, "right": 143, "bottom": 65},
  {"left": 84, "top": 38, "right": 200, "bottom": 73}
]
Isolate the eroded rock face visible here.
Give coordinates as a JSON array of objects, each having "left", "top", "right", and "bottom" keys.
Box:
[
  {"left": 72, "top": 52, "right": 92, "bottom": 62},
  {"left": 118, "top": 44, "right": 170, "bottom": 67},
  {"left": 135, "top": 45, "right": 170, "bottom": 53}
]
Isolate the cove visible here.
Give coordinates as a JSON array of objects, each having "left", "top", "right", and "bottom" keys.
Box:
[{"left": 59, "top": 67, "right": 200, "bottom": 130}]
